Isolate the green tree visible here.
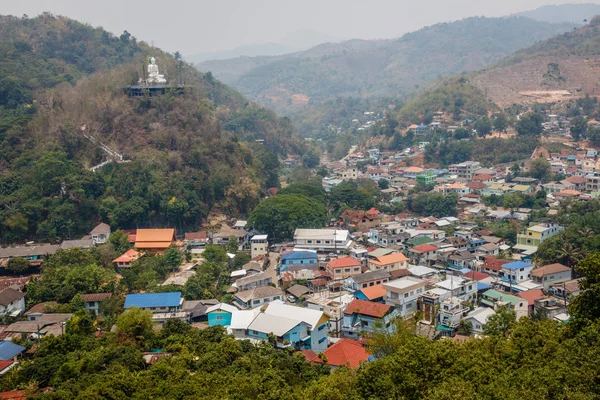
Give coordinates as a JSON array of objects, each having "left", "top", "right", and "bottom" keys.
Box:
[
  {"left": 226, "top": 236, "right": 239, "bottom": 254},
  {"left": 457, "top": 319, "right": 472, "bottom": 336},
  {"left": 302, "top": 150, "right": 320, "bottom": 168},
  {"left": 202, "top": 244, "right": 228, "bottom": 263},
  {"left": 493, "top": 114, "right": 508, "bottom": 133},
  {"left": 6, "top": 257, "right": 29, "bottom": 274},
  {"left": 409, "top": 192, "right": 458, "bottom": 217},
  {"left": 109, "top": 230, "right": 131, "bottom": 254},
  {"left": 163, "top": 245, "right": 183, "bottom": 272},
  {"left": 529, "top": 157, "right": 551, "bottom": 182},
  {"left": 115, "top": 307, "right": 153, "bottom": 339},
  {"left": 483, "top": 306, "right": 516, "bottom": 336},
  {"left": 502, "top": 193, "right": 524, "bottom": 213},
  {"left": 570, "top": 116, "right": 588, "bottom": 142},
  {"left": 378, "top": 179, "right": 390, "bottom": 190},
  {"left": 516, "top": 113, "right": 543, "bottom": 136},
  {"left": 248, "top": 194, "right": 327, "bottom": 242},
  {"left": 588, "top": 126, "right": 600, "bottom": 147},
  {"left": 474, "top": 117, "right": 492, "bottom": 137},
  {"left": 569, "top": 253, "right": 600, "bottom": 330}
]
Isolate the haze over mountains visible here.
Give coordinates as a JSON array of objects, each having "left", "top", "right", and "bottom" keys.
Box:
[
  {"left": 197, "top": 16, "right": 576, "bottom": 113},
  {"left": 512, "top": 3, "right": 600, "bottom": 23},
  {"left": 186, "top": 29, "right": 340, "bottom": 64}
]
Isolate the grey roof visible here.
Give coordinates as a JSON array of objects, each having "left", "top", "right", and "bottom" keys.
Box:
[
  {"left": 90, "top": 223, "right": 110, "bottom": 235},
  {"left": 60, "top": 239, "right": 95, "bottom": 250},
  {"left": 0, "top": 288, "right": 24, "bottom": 306},
  {"left": 0, "top": 245, "right": 60, "bottom": 259},
  {"left": 236, "top": 271, "right": 271, "bottom": 286},
  {"left": 247, "top": 312, "right": 302, "bottom": 337},
  {"left": 235, "top": 286, "right": 283, "bottom": 303},
  {"left": 367, "top": 248, "right": 395, "bottom": 258},
  {"left": 351, "top": 270, "right": 392, "bottom": 284},
  {"left": 286, "top": 284, "right": 311, "bottom": 297}
]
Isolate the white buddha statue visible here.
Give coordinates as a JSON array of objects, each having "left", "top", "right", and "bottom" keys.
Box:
[{"left": 147, "top": 56, "right": 167, "bottom": 84}]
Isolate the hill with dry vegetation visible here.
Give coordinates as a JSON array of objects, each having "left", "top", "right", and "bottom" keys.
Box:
[
  {"left": 0, "top": 13, "right": 303, "bottom": 243},
  {"left": 471, "top": 16, "right": 600, "bottom": 106}
]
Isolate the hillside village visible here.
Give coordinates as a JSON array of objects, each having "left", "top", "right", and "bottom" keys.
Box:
[
  {"left": 4, "top": 7, "right": 600, "bottom": 399},
  {"left": 0, "top": 107, "right": 595, "bottom": 373}
]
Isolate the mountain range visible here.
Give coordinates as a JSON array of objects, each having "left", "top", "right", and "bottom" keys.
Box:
[
  {"left": 197, "top": 17, "right": 575, "bottom": 113},
  {"left": 512, "top": 3, "right": 600, "bottom": 24}
]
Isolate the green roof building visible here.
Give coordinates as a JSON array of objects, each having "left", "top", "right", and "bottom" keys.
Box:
[{"left": 416, "top": 171, "right": 437, "bottom": 186}]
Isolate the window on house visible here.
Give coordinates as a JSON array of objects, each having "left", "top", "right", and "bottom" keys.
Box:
[
  {"left": 252, "top": 330, "right": 259, "bottom": 335},
  {"left": 253, "top": 300, "right": 261, "bottom": 305},
  {"left": 345, "top": 268, "right": 351, "bottom": 273},
  {"left": 363, "top": 284, "right": 368, "bottom": 288},
  {"left": 354, "top": 267, "right": 360, "bottom": 272},
  {"left": 307, "top": 240, "right": 313, "bottom": 244},
  {"left": 318, "top": 337, "right": 327, "bottom": 343},
  {"left": 318, "top": 325, "right": 326, "bottom": 331},
  {"left": 216, "top": 316, "right": 223, "bottom": 320},
  {"left": 361, "top": 321, "right": 369, "bottom": 327},
  {"left": 316, "top": 240, "right": 322, "bottom": 244},
  {"left": 404, "top": 293, "right": 409, "bottom": 298}
]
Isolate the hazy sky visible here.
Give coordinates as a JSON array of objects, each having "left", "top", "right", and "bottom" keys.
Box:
[{"left": 1, "top": 0, "right": 597, "bottom": 55}]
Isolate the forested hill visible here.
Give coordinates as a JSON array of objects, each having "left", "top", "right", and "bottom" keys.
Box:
[
  {"left": 0, "top": 14, "right": 304, "bottom": 243},
  {"left": 197, "top": 17, "right": 575, "bottom": 113}
]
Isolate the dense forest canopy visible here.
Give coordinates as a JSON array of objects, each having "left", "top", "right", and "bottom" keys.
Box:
[{"left": 0, "top": 14, "right": 304, "bottom": 242}]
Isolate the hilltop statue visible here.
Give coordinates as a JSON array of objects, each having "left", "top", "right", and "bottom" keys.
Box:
[{"left": 147, "top": 56, "right": 166, "bottom": 84}]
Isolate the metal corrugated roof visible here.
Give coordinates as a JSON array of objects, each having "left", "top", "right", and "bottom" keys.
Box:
[
  {"left": 124, "top": 292, "right": 182, "bottom": 308},
  {"left": 0, "top": 341, "right": 25, "bottom": 360}
]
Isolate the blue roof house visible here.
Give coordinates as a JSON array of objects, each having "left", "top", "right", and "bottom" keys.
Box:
[
  {"left": 279, "top": 250, "right": 318, "bottom": 272},
  {"left": 124, "top": 292, "right": 183, "bottom": 314},
  {"left": 0, "top": 341, "right": 26, "bottom": 361},
  {"left": 499, "top": 261, "right": 534, "bottom": 291}
]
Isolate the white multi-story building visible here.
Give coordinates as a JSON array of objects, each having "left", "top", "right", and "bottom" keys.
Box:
[
  {"left": 293, "top": 229, "right": 351, "bottom": 253},
  {"left": 383, "top": 277, "right": 427, "bottom": 317},
  {"left": 250, "top": 234, "right": 268, "bottom": 258},
  {"left": 449, "top": 161, "right": 482, "bottom": 179},
  {"left": 434, "top": 276, "right": 477, "bottom": 303}
]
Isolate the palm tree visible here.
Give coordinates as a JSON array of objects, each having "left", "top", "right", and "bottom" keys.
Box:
[
  {"left": 578, "top": 228, "right": 594, "bottom": 238},
  {"left": 557, "top": 240, "right": 585, "bottom": 270}
]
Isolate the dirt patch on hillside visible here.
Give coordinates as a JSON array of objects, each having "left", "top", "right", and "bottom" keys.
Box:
[{"left": 472, "top": 57, "right": 600, "bottom": 106}]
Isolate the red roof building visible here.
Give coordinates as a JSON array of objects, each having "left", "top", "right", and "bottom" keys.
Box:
[
  {"left": 302, "top": 339, "right": 371, "bottom": 368},
  {"left": 113, "top": 249, "right": 141, "bottom": 268},
  {"left": 481, "top": 257, "right": 511, "bottom": 276},
  {"left": 344, "top": 299, "right": 392, "bottom": 319},
  {"left": 357, "top": 285, "right": 386, "bottom": 301},
  {"left": 463, "top": 270, "right": 491, "bottom": 281},
  {"left": 327, "top": 257, "right": 362, "bottom": 280},
  {"left": 411, "top": 244, "right": 438, "bottom": 253}
]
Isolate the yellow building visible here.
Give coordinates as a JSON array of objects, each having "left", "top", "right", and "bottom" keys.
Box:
[{"left": 517, "top": 223, "right": 564, "bottom": 248}]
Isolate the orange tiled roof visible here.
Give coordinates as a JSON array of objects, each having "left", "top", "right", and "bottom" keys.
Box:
[
  {"left": 411, "top": 244, "right": 438, "bottom": 252},
  {"left": 328, "top": 257, "right": 361, "bottom": 269},
  {"left": 482, "top": 257, "right": 510, "bottom": 271},
  {"left": 370, "top": 252, "right": 408, "bottom": 266},
  {"left": 359, "top": 284, "right": 386, "bottom": 300},
  {"left": 517, "top": 289, "right": 545, "bottom": 304},
  {"left": 135, "top": 229, "right": 175, "bottom": 249},
  {"left": 113, "top": 249, "right": 140, "bottom": 263},
  {"left": 531, "top": 263, "right": 570, "bottom": 277},
  {"left": 344, "top": 299, "right": 392, "bottom": 318},
  {"left": 320, "top": 339, "right": 371, "bottom": 368}
]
